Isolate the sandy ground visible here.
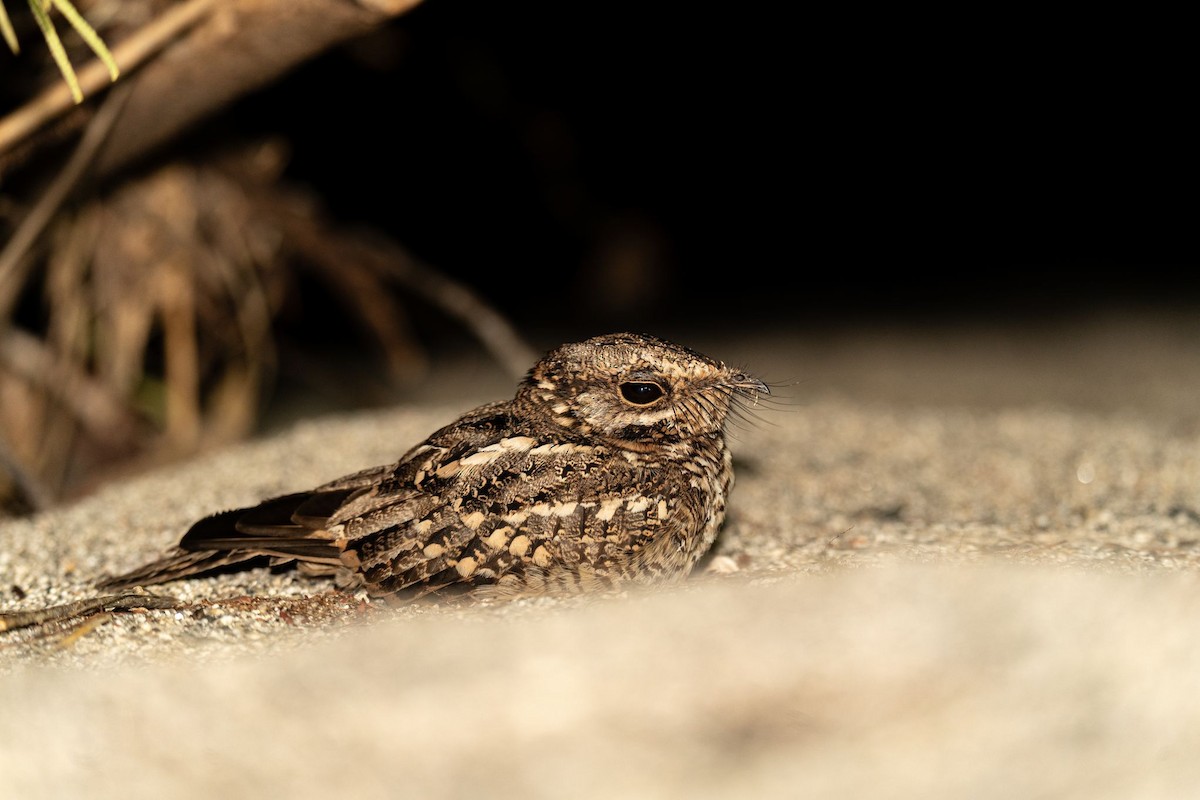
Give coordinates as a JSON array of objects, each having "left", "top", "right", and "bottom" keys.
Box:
[{"left": 2, "top": 309, "right": 1199, "bottom": 799}]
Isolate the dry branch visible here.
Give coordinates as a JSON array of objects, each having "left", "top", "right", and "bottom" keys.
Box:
[
  {"left": 0, "top": 588, "right": 180, "bottom": 632},
  {"left": 0, "top": 0, "right": 424, "bottom": 179},
  {"left": 0, "top": 326, "right": 145, "bottom": 446},
  {"left": 92, "top": 0, "right": 424, "bottom": 179},
  {"left": 0, "top": 0, "right": 216, "bottom": 172},
  {"left": 279, "top": 213, "right": 539, "bottom": 380}
]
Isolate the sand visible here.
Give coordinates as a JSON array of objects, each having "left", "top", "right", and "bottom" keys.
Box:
[{"left": 2, "top": 309, "right": 1199, "bottom": 798}]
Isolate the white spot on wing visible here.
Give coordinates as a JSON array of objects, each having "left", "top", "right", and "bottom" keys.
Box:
[
  {"left": 460, "top": 436, "right": 537, "bottom": 466},
  {"left": 461, "top": 510, "right": 487, "bottom": 529},
  {"left": 596, "top": 498, "right": 624, "bottom": 521},
  {"left": 626, "top": 496, "right": 652, "bottom": 514}
]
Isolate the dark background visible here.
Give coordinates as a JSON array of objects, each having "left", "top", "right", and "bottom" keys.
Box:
[{"left": 230, "top": 3, "right": 1194, "bottom": 345}]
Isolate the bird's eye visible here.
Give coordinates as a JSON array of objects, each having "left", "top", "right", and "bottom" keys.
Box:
[{"left": 619, "top": 381, "right": 665, "bottom": 405}]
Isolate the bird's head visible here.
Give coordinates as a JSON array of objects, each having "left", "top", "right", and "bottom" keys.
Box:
[{"left": 518, "top": 333, "right": 769, "bottom": 450}]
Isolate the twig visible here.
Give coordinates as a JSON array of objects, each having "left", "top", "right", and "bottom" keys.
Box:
[
  {"left": 55, "top": 611, "right": 112, "bottom": 648},
  {"left": 294, "top": 240, "right": 427, "bottom": 379},
  {"left": 0, "top": 589, "right": 180, "bottom": 633},
  {"left": 0, "top": 81, "right": 132, "bottom": 319},
  {"left": 280, "top": 214, "right": 537, "bottom": 379},
  {"left": 373, "top": 245, "right": 540, "bottom": 379},
  {"left": 0, "top": 0, "right": 215, "bottom": 163}
]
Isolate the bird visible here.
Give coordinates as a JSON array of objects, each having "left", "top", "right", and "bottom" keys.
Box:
[{"left": 98, "top": 332, "right": 769, "bottom": 600}]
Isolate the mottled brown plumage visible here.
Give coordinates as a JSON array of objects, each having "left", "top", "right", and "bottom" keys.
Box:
[{"left": 99, "top": 333, "right": 768, "bottom": 598}]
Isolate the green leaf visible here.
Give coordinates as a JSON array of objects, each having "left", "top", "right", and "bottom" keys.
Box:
[
  {"left": 51, "top": 0, "right": 119, "bottom": 82},
  {"left": 1, "top": 1, "right": 19, "bottom": 54},
  {"left": 28, "top": 0, "right": 83, "bottom": 103}
]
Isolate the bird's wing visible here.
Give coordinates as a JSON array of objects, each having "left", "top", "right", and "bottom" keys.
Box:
[
  {"left": 95, "top": 404, "right": 514, "bottom": 591},
  {"left": 338, "top": 433, "right": 692, "bottom": 597},
  {"left": 94, "top": 489, "right": 366, "bottom": 591}
]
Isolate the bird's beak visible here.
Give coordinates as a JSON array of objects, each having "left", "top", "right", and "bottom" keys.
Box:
[{"left": 727, "top": 371, "right": 770, "bottom": 396}]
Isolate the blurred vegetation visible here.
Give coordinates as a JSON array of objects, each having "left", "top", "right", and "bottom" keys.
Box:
[{"left": 0, "top": 0, "right": 532, "bottom": 515}]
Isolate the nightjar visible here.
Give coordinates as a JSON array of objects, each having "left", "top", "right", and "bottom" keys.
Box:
[{"left": 99, "top": 333, "right": 768, "bottom": 598}]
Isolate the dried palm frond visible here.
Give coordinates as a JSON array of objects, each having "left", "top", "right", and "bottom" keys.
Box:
[{"left": 0, "top": 140, "right": 533, "bottom": 514}]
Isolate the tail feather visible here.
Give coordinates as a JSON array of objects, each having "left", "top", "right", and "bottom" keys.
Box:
[
  {"left": 99, "top": 489, "right": 355, "bottom": 591},
  {"left": 96, "top": 549, "right": 267, "bottom": 591}
]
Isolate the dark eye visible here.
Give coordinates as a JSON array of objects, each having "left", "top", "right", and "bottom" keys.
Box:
[{"left": 619, "top": 381, "right": 665, "bottom": 405}]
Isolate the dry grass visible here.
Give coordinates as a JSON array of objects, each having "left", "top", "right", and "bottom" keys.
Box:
[{"left": 0, "top": 140, "right": 531, "bottom": 513}]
